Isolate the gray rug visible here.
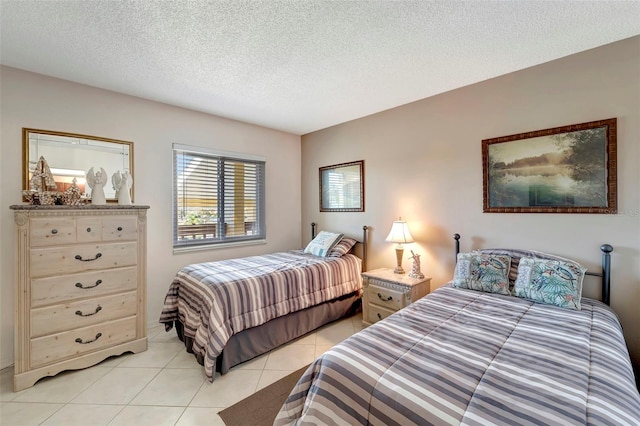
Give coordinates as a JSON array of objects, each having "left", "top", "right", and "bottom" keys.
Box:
[{"left": 218, "top": 365, "right": 308, "bottom": 426}]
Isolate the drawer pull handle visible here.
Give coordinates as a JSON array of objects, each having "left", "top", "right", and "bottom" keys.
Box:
[
  {"left": 75, "top": 305, "right": 102, "bottom": 317},
  {"left": 75, "top": 253, "right": 102, "bottom": 262},
  {"left": 86, "top": 227, "right": 92, "bottom": 232},
  {"left": 75, "top": 279, "right": 102, "bottom": 289},
  {"left": 377, "top": 293, "right": 393, "bottom": 302},
  {"left": 51, "top": 229, "right": 58, "bottom": 234},
  {"left": 117, "top": 226, "right": 123, "bottom": 231},
  {"left": 377, "top": 313, "right": 382, "bottom": 320},
  {"left": 75, "top": 333, "right": 102, "bottom": 344}
]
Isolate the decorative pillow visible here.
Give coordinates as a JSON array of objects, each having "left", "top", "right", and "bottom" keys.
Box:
[
  {"left": 303, "top": 231, "right": 344, "bottom": 257},
  {"left": 328, "top": 237, "right": 357, "bottom": 257},
  {"left": 452, "top": 253, "right": 511, "bottom": 295},
  {"left": 513, "top": 257, "right": 587, "bottom": 310}
]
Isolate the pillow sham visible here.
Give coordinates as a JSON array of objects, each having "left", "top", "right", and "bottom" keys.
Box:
[
  {"left": 303, "top": 231, "right": 344, "bottom": 257},
  {"left": 452, "top": 253, "right": 511, "bottom": 295},
  {"left": 328, "top": 237, "right": 357, "bottom": 257},
  {"left": 513, "top": 257, "right": 587, "bottom": 310}
]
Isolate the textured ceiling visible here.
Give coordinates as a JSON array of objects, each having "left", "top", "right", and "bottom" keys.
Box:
[{"left": 1, "top": 1, "right": 639, "bottom": 135}]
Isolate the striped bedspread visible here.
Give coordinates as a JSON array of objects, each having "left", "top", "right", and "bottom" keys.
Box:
[
  {"left": 159, "top": 250, "right": 362, "bottom": 381},
  {"left": 276, "top": 285, "right": 640, "bottom": 425}
]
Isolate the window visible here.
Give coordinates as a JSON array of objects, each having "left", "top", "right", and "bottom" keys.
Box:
[{"left": 173, "top": 144, "right": 265, "bottom": 249}]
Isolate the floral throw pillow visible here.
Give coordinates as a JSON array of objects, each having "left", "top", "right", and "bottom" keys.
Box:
[
  {"left": 514, "top": 257, "right": 587, "bottom": 310},
  {"left": 452, "top": 253, "right": 511, "bottom": 295}
]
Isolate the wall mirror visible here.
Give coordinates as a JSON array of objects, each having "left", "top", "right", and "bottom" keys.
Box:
[
  {"left": 23, "top": 128, "right": 134, "bottom": 202},
  {"left": 319, "top": 160, "right": 364, "bottom": 212}
]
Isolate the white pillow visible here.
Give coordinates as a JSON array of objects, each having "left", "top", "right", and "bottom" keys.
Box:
[{"left": 304, "top": 231, "right": 344, "bottom": 257}]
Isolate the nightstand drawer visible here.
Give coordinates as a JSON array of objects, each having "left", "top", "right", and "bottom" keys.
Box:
[
  {"left": 366, "top": 283, "right": 404, "bottom": 310},
  {"left": 366, "top": 304, "right": 395, "bottom": 325}
]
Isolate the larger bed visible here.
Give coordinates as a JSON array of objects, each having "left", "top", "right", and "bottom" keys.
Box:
[
  {"left": 275, "top": 236, "right": 640, "bottom": 425},
  {"left": 159, "top": 224, "right": 368, "bottom": 381}
]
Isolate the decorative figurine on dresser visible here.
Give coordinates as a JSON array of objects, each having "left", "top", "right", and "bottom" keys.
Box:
[
  {"left": 10, "top": 204, "right": 150, "bottom": 391},
  {"left": 361, "top": 268, "right": 431, "bottom": 326}
]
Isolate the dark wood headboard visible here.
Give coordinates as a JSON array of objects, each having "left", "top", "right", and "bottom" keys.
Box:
[
  {"left": 453, "top": 233, "right": 613, "bottom": 305},
  {"left": 311, "top": 223, "right": 369, "bottom": 272}
]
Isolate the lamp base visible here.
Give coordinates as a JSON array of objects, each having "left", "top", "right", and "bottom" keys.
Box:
[{"left": 394, "top": 247, "right": 405, "bottom": 274}]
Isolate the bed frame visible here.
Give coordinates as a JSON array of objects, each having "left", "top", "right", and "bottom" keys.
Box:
[
  {"left": 177, "top": 223, "right": 369, "bottom": 374},
  {"left": 453, "top": 233, "right": 613, "bottom": 305}
]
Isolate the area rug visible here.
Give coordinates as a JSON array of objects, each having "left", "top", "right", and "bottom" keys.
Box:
[{"left": 218, "top": 365, "right": 309, "bottom": 426}]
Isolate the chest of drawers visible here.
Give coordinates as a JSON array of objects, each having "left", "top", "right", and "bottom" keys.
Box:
[
  {"left": 362, "top": 268, "right": 431, "bottom": 326},
  {"left": 11, "top": 205, "right": 149, "bottom": 391}
]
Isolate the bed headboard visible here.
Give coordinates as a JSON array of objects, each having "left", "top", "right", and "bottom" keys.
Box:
[
  {"left": 311, "top": 223, "right": 369, "bottom": 272},
  {"left": 453, "top": 233, "right": 613, "bottom": 305}
]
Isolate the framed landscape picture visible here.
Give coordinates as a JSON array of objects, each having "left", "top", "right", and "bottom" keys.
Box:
[
  {"left": 319, "top": 160, "right": 364, "bottom": 212},
  {"left": 482, "top": 118, "right": 617, "bottom": 213}
]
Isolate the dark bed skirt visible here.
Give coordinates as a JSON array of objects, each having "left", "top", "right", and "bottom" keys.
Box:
[{"left": 173, "top": 292, "right": 361, "bottom": 374}]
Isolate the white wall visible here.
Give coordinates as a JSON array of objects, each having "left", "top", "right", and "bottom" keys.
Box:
[
  {"left": 301, "top": 36, "right": 640, "bottom": 364},
  {"left": 0, "top": 66, "right": 302, "bottom": 369}
]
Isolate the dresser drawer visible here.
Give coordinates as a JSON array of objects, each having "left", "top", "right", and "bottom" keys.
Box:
[
  {"left": 76, "top": 217, "right": 103, "bottom": 243},
  {"left": 30, "top": 316, "right": 137, "bottom": 368},
  {"left": 365, "top": 304, "right": 395, "bottom": 325},
  {"left": 31, "top": 267, "right": 138, "bottom": 307},
  {"left": 30, "top": 242, "right": 138, "bottom": 278},
  {"left": 31, "top": 291, "right": 138, "bottom": 337},
  {"left": 366, "top": 282, "right": 404, "bottom": 310},
  {"left": 102, "top": 217, "right": 137, "bottom": 241},
  {"left": 30, "top": 218, "right": 76, "bottom": 247}
]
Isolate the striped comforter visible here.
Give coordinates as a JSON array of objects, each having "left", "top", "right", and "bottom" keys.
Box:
[
  {"left": 276, "top": 285, "right": 640, "bottom": 425},
  {"left": 159, "top": 250, "right": 362, "bottom": 381}
]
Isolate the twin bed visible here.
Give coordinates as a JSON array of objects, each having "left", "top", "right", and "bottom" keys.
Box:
[{"left": 159, "top": 229, "right": 640, "bottom": 425}]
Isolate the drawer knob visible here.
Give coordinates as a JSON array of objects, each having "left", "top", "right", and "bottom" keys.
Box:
[
  {"left": 117, "top": 226, "right": 123, "bottom": 231},
  {"left": 75, "top": 333, "right": 102, "bottom": 345},
  {"left": 377, "top": 313, "right": 382, "bottom": 320},
  {"left": 51, "top": 229, "right": 58, "bottom": 234},
  {"left": 377, "top": 293, "right": 393, "bottom": 302},
  {"left": 75, "top": 305, "right": 102, "bottom": 317},
  {"left": 75, "top": 253, "right": 102, "bottom": 262},
  {"left": 75, "top": 279, "right": 103, "bottom": 289},
  {"left": 86, "top": 227, "right": 92, "bottom": 232}
]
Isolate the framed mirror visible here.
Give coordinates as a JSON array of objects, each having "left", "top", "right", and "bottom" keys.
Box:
[
  {"left": 23, "top": 128, "right": 134, "bottom": 202},
  {"left": 319, "top": 160, "right": 364, "bottom": 212}
]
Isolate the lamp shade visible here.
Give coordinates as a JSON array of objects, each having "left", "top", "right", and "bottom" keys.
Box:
[{"left": 385, "top": 219, "right": 414, "bottom": 244}]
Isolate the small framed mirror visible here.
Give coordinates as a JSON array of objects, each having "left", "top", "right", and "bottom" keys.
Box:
[
  {"left": 319, "top": 160, "right": 364, "bottom": 212},
  {"left": 23, "top": 128, "right": 134, "bottom": 202}
]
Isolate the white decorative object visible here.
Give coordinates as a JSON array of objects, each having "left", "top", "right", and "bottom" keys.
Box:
[
  {"left": 86, "top": 167, "right": 108, "bottom": 205},
  {"left": 112, "top": 170, "right": 133, "bottom": 205},
  {"left": 408, "top": 250, "right": 425, "bottom": 279}
]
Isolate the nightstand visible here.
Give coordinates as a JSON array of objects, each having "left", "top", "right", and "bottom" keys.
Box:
[{"left": 362, "top": 268, "right": 431, "bottom": 326}]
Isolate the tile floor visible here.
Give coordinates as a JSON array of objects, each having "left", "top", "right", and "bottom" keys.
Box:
[{"left": 0, "top": 313, "right": 363, "bottom": 426}]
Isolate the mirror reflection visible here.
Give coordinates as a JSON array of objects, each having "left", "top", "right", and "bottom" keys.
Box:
[{"left": 23, "top": 129, "right": 133, "bottom": 201}]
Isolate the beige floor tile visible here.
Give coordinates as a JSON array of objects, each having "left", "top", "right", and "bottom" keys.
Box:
[
  {"left": 147, "top": 324, "right": 165, "bottom": 339},
  {"left": 264, "top": 344, "right": 316, "bottom": 371},
  {"left": 175, "top": 407, "right": 226, "bottom": 426},
  {"left": 315, "top": 345, "right": 335, "bottom": 359},
  {"left": 165, "top": 349, "right": 202, "bottom": 369},
  {"left": 0, "top": 402, "right": 63, "bottom": 425},
  {"left": 150, "top": 328, "right": 182, "bottom": 343},
  {"left": 289, "top": 331, "right": 317, "bottom": 345},
  {"left": 108, "top": 405, "right": 185, "bottom": 426},
  {"left": 40, "top": 403, "right": 123, "bottom": 425},
  {"left": 71, "top": 367, "right": 160, "bottom": 405},
  {"left": 96, "top": 352, "right": 134, "bottom": 368},
  {"left": 13, "top": 367, "right": 111, "bottom": 403},
  {"left": 130, "top": 368, "right": 205, "bottom": 406},
  {"left": 256, "top": 369, "right": 296, "bottom": 391},
  {"left": 190, "top": 369, "right": 261, "bottom": 408},
  {"left": 0, "top": 368, "right": 18, "bottom": 402},
  {"left": 316, "top": 318, "right": 356, "bottom": 346},
  {"left": 117, "top": 342, "right": 184, "bottom": 368}
]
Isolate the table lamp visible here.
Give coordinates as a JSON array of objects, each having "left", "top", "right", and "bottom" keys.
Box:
[{"left": 385, "top": 217, "right": 414, "bottom": 274}]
